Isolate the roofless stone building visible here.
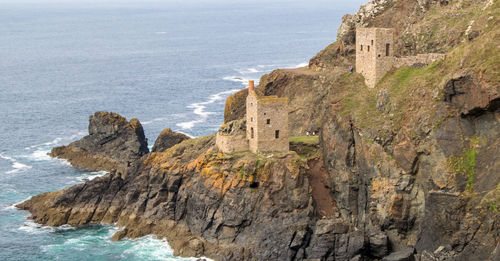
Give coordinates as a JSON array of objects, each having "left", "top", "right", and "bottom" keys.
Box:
[{"left": 356, "top": 27, "right": 445, "bottom": 88}]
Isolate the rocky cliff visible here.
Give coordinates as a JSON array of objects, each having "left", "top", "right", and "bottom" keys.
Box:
[
  {"left": 49, "top": 111, "right": 149, "bottom": 172},
  {"left": 224, "top": 0, "right": 500, "bottom": 259},
  {"left": 18, "top": 0, "right": 500, "bottom": 260}
]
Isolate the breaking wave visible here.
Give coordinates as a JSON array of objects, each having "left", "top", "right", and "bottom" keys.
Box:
[
  {"left": 0, "top": 153, "right": 32, "bottom": 174},
  {"left": 176, "top": 89, "right": 240, "bottom": 131}
]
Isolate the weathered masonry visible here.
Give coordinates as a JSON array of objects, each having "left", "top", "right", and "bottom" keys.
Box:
[
  {"left": 356, "top": 27, "right": 395, "bottom": 88},
  {"left": 246, "top": 80, "right": 289, "bottom": 153},
  {"left": 216, "top": 80, "right": 289, "bottom": 154},
  {"left": 356, "top": 27, "right": 445, "bottom": 88}
]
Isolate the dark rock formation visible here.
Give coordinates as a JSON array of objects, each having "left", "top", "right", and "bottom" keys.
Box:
[
  {"left": 49, "top": 111, "right": 149, "bottom": 172},
  {"left": 151, "top": 128, "right": 190, "bottom": 152},
  {"left": 18, "top": 136, "right": 337, "bottom": 260},
  {"left": 382, "top": 247, "right": 415, "bottom": 261}
]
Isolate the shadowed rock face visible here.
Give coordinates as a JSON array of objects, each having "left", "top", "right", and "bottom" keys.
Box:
[
  {"left": 151, "top": 128, "right": 190, "bottom": 152},
  {"left": 49, "top": 111, "right": 149, "bottom": 172}
]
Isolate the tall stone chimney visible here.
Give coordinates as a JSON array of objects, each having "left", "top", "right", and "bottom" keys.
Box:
[{"left": 248, "top": 80, "right": 254, "bottom": 92}]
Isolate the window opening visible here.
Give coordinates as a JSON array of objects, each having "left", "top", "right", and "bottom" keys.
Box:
[{"left": 275, "top": 130, "right": 280, "bottom": 139}]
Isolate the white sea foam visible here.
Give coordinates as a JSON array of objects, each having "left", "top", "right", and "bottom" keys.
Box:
[
  {"left": 122, "top": 235, "right": 214, "bottom": 261},
  {"left": 0, "top": 153, "right": 32, "bottom": 174},
  {"left": 40, "top": 227, "right": 112, "bottom": 253},
  {"left": 154, "top": 31, "right": 167, "bottom": 34},
  {"left": 3, "top": 205, "right": 17, "bottom": 210},
  {"left": 57, "top": 158, "right": 72, "bottom": 166},
  {"left": 0, "top": 153, "right": 15, "bottom": 162},
  {"left": 19, "top": 220, "right": 56, "bottom": 234},
  {"left": 226, "top": 62, "right": 306, "bottom": 87},
  {"left": 27, "top": 148, "right": 52, "bottom": 161},
  {"left": 7, "top": 161, "right": 32, "bottom": 174},
  {"left": 176, "top": 89, "right": 240, "bottom": 131},
  {"left": 174, "top": 130, "right": 195, "bottom": 139},
  {"left": 77, "top": 171, "right": 108, "bottom": 181},
  {"left": 236, "top": 67, "right": 261, "bottom": 74},
  {"left": 3, "top": 196, "right": 32, "bottom": 211},
  {"left": 142, "top": 117, "right": 169, "bottom": 125},
  {"left": 24, "top": 131, "right": 87, "bottom": 150},
  {"left": 222, "top": 75, "right": 252, "bottom": 86}
]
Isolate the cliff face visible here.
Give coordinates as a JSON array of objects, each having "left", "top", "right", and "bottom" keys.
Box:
[
  {"left": 18, "top": 0, "right": 500, "bottom": 260},
  {"left": 222, "top": 0, "right": 500, "bottom": 259},
  {"left": 49, "top": 111, "right": 149, "bottom": 172},
  {"left": 20, "top": 135, "right": 353, "bottom": 260}
]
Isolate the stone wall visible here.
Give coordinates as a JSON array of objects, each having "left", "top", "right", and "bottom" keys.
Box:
[
  {"left": 215, "top": 133, "right": 248, "bottom": 153},
  {"left": 356, "top": 27, "right": 445, "bottom": 88},
  {"left": 393, "top": 53, "right": 445, "bottom": 68}
]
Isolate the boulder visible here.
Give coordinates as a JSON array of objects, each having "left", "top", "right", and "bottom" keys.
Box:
[
  {"left": 369, "top": 231, "right": 388, "bottom": 258},
  {"left": 382, "top": 247, "right": 415, "bottom": 261},
  {"left": 151, "top": 128, "right": 190, "bottom": 152}
]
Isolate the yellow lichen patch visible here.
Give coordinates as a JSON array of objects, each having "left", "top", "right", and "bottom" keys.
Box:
[
  {"left": 371, "top": 177, "right": 397, "bottom": 199},
  {"left": 284, "top": 156, "right": 305, "bottom": 180},
  {"left": 160, "top": 161, "right": 172, "bottom": 170}
]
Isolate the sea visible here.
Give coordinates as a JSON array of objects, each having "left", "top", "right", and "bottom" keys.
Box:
[{"left": 0, "top": 0, "right": 364, "bottom": 260}]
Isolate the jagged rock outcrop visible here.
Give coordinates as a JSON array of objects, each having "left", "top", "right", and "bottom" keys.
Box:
[
  {"left": 151, "top": 128, "right": 190, "bottom": 152},
  {"left": 49, "top": 111, "right": 149, "bottom": 172}
]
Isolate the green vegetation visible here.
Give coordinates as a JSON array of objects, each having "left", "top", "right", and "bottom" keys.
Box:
[
  {"left": 447, "top": 136, "right": 485, "bottom": 193},
  {"left": 481, "top": 182, "right": 500, "bottom": 213},
  {"left": 448, "top": 148, "right": 477, "bottom": 192},
  {"left": 239, "top": 167, "right": 246, "bottom": 180},
  {"left": 289, "top": 136, "right": 319, "bottom": 144},
  {"left": 289, "top": 136, "right": 320, "bottom": 160},
  {"left": 333, "top": 0, "right": 500, "bottom": 135}
]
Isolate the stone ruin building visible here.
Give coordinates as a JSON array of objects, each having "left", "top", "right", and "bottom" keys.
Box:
[
  {"left": 356, "top": 27, "right": 445, "bottom": 88},
  {"left": 216, "top": 80, "right": 289, "bottom": 154}
]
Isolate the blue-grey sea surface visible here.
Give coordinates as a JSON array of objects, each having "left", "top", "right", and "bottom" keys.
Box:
[{"left": 0, "top": 0, "right": 364, "bottom": 260}]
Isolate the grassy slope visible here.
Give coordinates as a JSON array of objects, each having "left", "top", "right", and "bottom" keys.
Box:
[{"left": 337, "top": 0, "right": 499, "bottom": 135}]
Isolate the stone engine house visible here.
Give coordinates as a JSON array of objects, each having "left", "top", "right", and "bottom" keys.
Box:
[
  {"left": 356, "top": 27, "right": 445, "bottom": 88},
  {"left": 356, "top": 27, "right": 395, "bottom": 88},
  {"left": 246, "top": 80, "right": 289, "bottom": 153},
  {"left": 216, "top": 80, "right": 289, "bottom": 154}
]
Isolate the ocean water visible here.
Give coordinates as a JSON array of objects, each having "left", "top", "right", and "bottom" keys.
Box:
[{"left": 0, "top": 0, "right": 364, "bottom": 260}]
